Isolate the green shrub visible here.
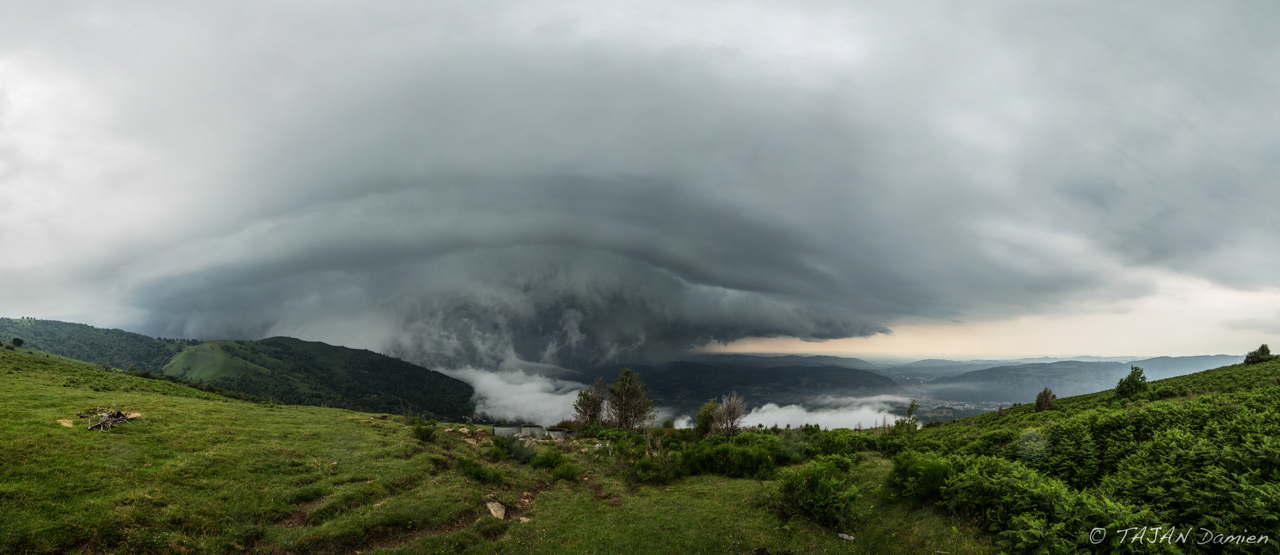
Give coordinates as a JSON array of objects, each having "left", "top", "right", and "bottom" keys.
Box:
[
  {"left": 485, "top": 445, "right": 508, "bottom": 463},
  {"left": 887, "top": 452, "right": 952, "bottom": 502},
  {"left": 1115, "top": 366, "right": 1149, "bottom": 399},
  {"left": 1014, "top": 428, "right": 1047, "bottom": 463},
  {"left": 683, "top": 440, "right": 777, "bottom": 479},
  {"left": 1244, "top": 344, "right": 1275, "bottom": 365},
  {"left": 1043, "top": 417, "right": 1098, "bottom": 489},
  {"left": 455, "top": 457, "right": 505, "bottom": 485},
  {"left": 942, "top": 455, "right": 1156, "bottom": 554},
  {"left": 412, "top": 424, "right": 435, "bottom": 443},
  {"left": 808, "top": 428, "right": 876, "bottom": 456},
  {"left": 574, "top": 422, "right": 607, "bottom": 439},
  {"left": 551, "top": 462, "right": 582, "bottom": 482},
  {"left": 529, "top": 448, "right": 565, "bottom": 470},
  {"left": 488, "top": 436, "right": 537, "bottom": 464},
  {"left": 472, "top": 515, "right": 511, "bottom": 539},
  {"left": 956, "top": 428, "right": 1016, "bottom": 457},
  {"left": 1097, "top": 425, "right": 1280, "bottom": 539},
  {"left": 772, "top": 454, "right": 862, "bottom": 530}
]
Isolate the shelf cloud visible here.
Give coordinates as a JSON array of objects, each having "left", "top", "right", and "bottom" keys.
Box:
[{"left": 2, "top": 1, "right": 1279, "bottom": 370}]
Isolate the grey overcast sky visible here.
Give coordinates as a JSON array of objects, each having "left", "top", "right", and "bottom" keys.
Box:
[{"left": 3, "top": 1, "right": 1280, "bottom": 367}]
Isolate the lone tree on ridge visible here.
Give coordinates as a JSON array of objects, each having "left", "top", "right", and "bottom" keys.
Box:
[
  {"left": 1115, "top": 366, "right": 1149, "bottom": 399},
  {"left": 605, "top": 368, "right": 657, "bottom": 430},
  {"left": 1035, "top": 387, "right": 1056, "bottom": 412}
]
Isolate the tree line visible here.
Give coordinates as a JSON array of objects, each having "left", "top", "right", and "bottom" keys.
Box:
[{"left": 570, "top": 368, "right": 747, "bottom": 438}]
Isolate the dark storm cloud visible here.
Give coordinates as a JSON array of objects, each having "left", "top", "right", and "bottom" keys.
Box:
[{"left": 3, "top": 1, "right": 1279, "bottom": 369}]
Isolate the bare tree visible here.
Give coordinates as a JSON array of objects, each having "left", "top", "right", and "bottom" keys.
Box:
[
  {"left": 572, "top": 377, "right": 608, "bottom": 427},
  {"left": 712, "top": 391, "right": 747, "bottom": 436},
  {"left": 605, "top": 368, "right": 657, "bottom": 430}
]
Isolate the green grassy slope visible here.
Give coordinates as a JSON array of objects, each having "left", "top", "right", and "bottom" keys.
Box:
[
  {"left": 0, "top": 317, "right": 192, "bottom": 371},
  {"left": 921, "top": 356, "right": 1246, "bottom": 403},
  {"left": 2, "top": 348, "right": 997, "bottom": 555},
  {"left": 874, "top": 360, "right": 1280, "bottom": 553},
  {"left": 163, "top": 337, "right": 476, "bottom": 421}
]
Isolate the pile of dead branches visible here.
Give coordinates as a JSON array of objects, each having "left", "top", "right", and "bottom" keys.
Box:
[{"left": 76, "top": 405, "right": 140, "bottom": 432}]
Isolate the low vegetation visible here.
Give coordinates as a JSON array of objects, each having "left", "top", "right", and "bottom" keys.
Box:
[
  {"left": 2, "top": 344, "right": 993, "bottom": 554},
  {"left": 5, "top": 339, "right": 1278, "bottom": 554}
]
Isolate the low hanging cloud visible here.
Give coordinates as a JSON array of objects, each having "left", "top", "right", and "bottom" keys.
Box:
[
  {"left": 442, "top": 367, "right": 586, "bottom": 425},
  {"left": 741, "top": 395, "right": 910, "bottom": 430},
  {"left": 2, "top": 1, "right": 1279, "bottom": 373}
]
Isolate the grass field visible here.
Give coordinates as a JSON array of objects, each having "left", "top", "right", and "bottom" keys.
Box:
[{"left": 1, "top": 347, "right": 994, "bottom": 554}]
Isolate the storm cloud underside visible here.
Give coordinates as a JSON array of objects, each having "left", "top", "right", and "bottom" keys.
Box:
[{"left": 3, "top": 1, "right": 1280, "bottom": 375}]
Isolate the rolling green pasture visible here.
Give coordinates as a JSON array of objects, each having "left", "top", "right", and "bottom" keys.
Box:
[{"left": 1, "top": 348, "right": 994, "bottom": 554}]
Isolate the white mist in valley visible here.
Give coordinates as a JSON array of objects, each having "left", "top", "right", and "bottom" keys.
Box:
[
  {"left": 441, "top": 367, "right": 584, "bottom": 425},
  {"left": 741, "top": 395, "right": 910, "bottom": 430},
  {"left": 445, "top": 364, "right": 910, "bottom": 431}
]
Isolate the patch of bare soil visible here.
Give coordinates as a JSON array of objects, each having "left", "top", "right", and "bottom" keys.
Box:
[
  {"left": 275, "top": 497, "right": 327, "bottom": 528},
  {"left": 584, "top": 477, "right": 624, "bottom": 508}
]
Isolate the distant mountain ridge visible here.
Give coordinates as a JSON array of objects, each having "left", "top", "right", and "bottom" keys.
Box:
[
  {"left": 165, "top": 337, "right": 475, "bottom": 420},
  {"left": 0, "top": 318, "right": 475, "bottom": 420},
  {"left": 685, "top": 354, "right": 879, "bottom": 370},
  {"left": 0, "top": 318, "right": 191, "bottom": 371},
  {"left": 922, "top": 355, "right": 1244, "bottom": 403}
]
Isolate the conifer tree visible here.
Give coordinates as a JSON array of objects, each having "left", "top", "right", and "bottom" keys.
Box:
[
  {"left": 694, "top": 398, "right": 718, "bottom": 438},
  {"left": 572, "top": 377, "right": 607, "bottom": 427},
  {"left": 1035, "top": 387, "right": 1056, "bottom": 412},
  {"left": 605, "top": 368, "right": 657, "bottom": 430},
  {"left": 1115, "top": 366, "right": 1149, "bottom": 399}
]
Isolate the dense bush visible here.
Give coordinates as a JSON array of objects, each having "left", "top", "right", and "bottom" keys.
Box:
[
  {"left": 1245, "top": 344, "right": 1275, "bottom": 365},
  {"left": 1115, "top": 366, "right": 1149, "bottom": 399},
  {"left": 1042, "top": 416, "right": 1098, "bottom": 489},
  {"left": 1097, "top": 423, "right": 1280, "bottom": 538},
  {"left": 808, "top": 428, "right": 877, "bottom": 456},
  {"left": 1013, "top": 428, "right": 1048, "bottom": 463},
  {"left": 887, "top": 451, "right": 951, "bottom": 502},
  {"left": 942, "top": 455, "right": 1160, "bottom": 554},
  {"left": 772, "top": 455, "right": 862, "bottom": 530},
  {"left": 892, "top": 375, "right": 1280, "bottom": 554}
]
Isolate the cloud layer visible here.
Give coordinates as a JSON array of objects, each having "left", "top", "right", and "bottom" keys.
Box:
[{"left": 2, "top": 1, "right": 1279, "bottom": 371}]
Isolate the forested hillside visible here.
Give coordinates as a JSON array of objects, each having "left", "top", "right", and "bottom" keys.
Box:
[
  {"left": 0, "top": 318, "right": 191, "bottom": 371},
  {"left": 0, "top": 318, "right": 476, "bottom": 421},
  {"left": 163, "top": 337, "right": 475, "bottom": 420}
]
